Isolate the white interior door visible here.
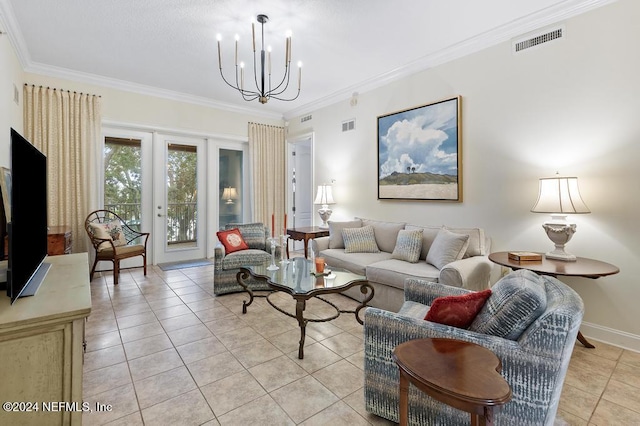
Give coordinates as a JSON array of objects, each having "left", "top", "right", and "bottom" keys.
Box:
[
  {"left": 153, "top": 133, "right": 207, "bottom": 264},
  {"left": 288, "top": 135, "right": 313, "bottom": 251}
]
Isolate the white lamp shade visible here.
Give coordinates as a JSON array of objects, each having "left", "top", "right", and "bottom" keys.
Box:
[
  {"left": 531, "top": 176, "right": 590, "bottom": 214},
  {"left": 222, "top": 187, "right": 238, "bottom": 201},
  {"left": 314, "top": 184, "right": 335, "bottom": 205}
]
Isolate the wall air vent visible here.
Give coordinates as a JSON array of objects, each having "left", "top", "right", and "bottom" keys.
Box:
[
  {"left": 342, "top": 119, "right": 355, "bottom": 132},
  {"left": 300, "top": 114, "right": 312, "bottom": 123},
  {"left": 513, "top": 25, "right": 565, "bottom": 54}
]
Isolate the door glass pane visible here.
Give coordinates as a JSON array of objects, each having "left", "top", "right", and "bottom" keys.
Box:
[
  {"left": 219, "top": 149, "right": 243, "bottom": 228},
  {"left": 167, "top": 143, "right": 197, "bottom": 249},
  {"left": 104, "top": 137, "right": 142, "bottom": 231}
]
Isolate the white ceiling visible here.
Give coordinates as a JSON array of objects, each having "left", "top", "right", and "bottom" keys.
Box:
[{"left": 0, "top": 0, "right": 611, "bottom": 119}]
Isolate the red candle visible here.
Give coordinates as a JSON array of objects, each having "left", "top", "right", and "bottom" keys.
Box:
[
  {"left": 271, "top": 214, "right": 275, "bottom": 237},
  {"left": 284, "top": 213, "right": 287, "bottom": 233}
]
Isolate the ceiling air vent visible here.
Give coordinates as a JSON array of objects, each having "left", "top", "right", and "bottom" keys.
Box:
[
  {"left": 342, "top": 119, "right": 355, "bottom": 132},
  {"left": 513, "top": 25, "right": 564, "bottom": 54},
  {"left": 300, "top": 114, "right": 312, "bottom": 123}
]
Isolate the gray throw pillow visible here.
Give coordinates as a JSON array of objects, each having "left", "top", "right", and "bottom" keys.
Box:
[
  {"left": 342, "top": 225, "right": 380, "bottom": 253},
  {"left": 469, "top": 269, "right": 547, "bottom": 340},
  {"left": 426, "top": 228, "right": 470, "bottom": 269},
  {"left": 391, "top": 229, "right": 423, "bottom": 263},
  {"left": 328, "top": 220, "right": 362, "bottom": 249}
]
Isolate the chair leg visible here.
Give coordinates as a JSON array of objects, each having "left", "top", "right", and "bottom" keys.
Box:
[
  {"left": 143, "top": 254, "right": 147, "bottom": 276},
  {"left": 113, "top": 260, "right": 119, "bottom": 285},
  {"left": 90, "top": 256, "right": 99, "bottom": 281}
]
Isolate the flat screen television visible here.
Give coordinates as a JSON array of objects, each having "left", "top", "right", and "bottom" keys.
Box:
[{"left": 6, "top": 128, "right": 50, "bottom": 304}]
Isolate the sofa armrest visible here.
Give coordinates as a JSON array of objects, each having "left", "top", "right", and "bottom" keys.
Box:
[
  {"left": 310, "top": 236, "right": 330, "bottom": 254},
  {"left": 214, "top": 244, "right": 225, "bottom": 270},
  {"left": 403, "top": 278, "right": 472, "bottom": 305},
  {"left": 439, "top": 255, "right": 492, "bottom": 290}
]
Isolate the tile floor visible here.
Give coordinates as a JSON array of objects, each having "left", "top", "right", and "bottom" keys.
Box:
[{"left": 83, "top": 259, "right": 640, "bottom": 425}]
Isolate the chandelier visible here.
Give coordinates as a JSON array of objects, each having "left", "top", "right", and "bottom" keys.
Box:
[{"left": 216, "top": 14, "right": 301, "bottom": 104}]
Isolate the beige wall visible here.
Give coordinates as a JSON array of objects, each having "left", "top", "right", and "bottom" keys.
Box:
[
  {"left": 287, "top": 0, "right": 640, "bottom": 350},
  {"left": 21, "top": 74, "right": 283, "bottom": 135},
  {"left": 0, "top": 31, "right": 24, "bottom": 167}
]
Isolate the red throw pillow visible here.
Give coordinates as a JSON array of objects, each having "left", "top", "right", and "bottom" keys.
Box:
[
  {"left": 216, "top": 228, "right": 249, "bottom": 254},
  {"left": 425, "top": 289, "right": 492, "bottom": 329}
]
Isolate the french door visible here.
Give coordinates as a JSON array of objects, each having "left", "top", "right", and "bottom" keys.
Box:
[{"left": 153, "top": 134, "right": 207, "bottom": 264}]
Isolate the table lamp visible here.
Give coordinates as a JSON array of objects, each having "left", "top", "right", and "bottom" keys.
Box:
[
  {"left": 314, "top": 184, "right": 335, "bottom": 228},
  {"left": 531, "top": 174, "right": 590, "bottom": 261}
]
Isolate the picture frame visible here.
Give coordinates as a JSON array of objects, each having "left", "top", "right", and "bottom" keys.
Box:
[
  {"left": 377, "top": 96, "right": 462, "bottom": 201},
  {"left": 0, "top": 167, "right": 11, "bottom": 223}
]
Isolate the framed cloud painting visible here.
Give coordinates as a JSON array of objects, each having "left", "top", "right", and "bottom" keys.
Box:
[{"left": 377, "top": 96, "right": 461, "bottom": 201}]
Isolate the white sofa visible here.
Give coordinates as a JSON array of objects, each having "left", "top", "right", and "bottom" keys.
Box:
[{"left": 310, "top": 218, "right": 492, "bottom": 312}]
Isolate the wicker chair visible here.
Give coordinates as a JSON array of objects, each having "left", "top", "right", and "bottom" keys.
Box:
[{"left": 85, "top": 209, "right": 149, "bottom": 284}]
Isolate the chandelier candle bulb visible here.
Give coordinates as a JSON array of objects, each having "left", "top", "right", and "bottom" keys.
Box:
[
  {"left": 217, "top": 37, "right": 222, "bottom": 68},
  {"left": 297, "top": 62, "right": 302, "bottom": 89},
  {"left": 252, "top": 21, "right": 256, "bottom": 52},
  {"left": 234, "top": 34, "right": 239, "bottom": 65},
  {"left": 267, "top": 46, "right": 271, "bottom": 75}
]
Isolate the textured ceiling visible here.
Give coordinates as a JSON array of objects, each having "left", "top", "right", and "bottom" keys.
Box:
[{"left": 0, "top": 0, "right": 610, "bottom": 118}]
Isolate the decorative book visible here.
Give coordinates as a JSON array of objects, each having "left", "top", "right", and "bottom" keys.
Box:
[{"left": 508, "top": 251, "right": 542, "bottom": 262}]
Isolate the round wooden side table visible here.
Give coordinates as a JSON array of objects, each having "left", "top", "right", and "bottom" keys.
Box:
[
  {"left": 392, "top": 338, "right": 511, "bottom": 426},
  {"left": 488, "top": 251, "right": 619, "bottom": 348}
]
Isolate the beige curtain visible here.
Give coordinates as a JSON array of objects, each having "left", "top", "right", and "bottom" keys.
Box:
[
  {"left": 248, "top": 122, "right": 287, "bottom": 236},
  {"left": 23, "top": 85, "right": 102, "bottom": 253}
]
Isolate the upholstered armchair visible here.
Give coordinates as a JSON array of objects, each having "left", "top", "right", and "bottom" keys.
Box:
[
  {"left": 85, "top": 209, "right": 149, "bottom": 285},
  {"left": 363, "top": 269, "right": 584, "bottom": 426},
  {"left": 213, "top": 222, "right": 280, "bottom": 295}
]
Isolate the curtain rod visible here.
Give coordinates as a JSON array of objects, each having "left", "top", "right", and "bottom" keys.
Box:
[
  {"left": 249, "top": 122, "right": 284, "bottom": 129},
  {"left": 24, "top": 84, "right": 102, "bottom": 98}
]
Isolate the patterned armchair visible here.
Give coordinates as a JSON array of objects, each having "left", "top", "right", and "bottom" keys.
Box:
[
  {"left": 363, "top": 269, "right": 584, "bottom": 426},
  {"left": 213, "top": 222, "right": 280, "bottom": 295}
]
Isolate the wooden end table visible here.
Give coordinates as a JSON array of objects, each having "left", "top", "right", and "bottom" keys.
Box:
[
  {"left": 286, "top": 226, "right": 329, "bottom": 259},
  {"left": 488, "top": 251, "right": 619, "bottom": 348},
  {"left": 393, "top": 338, "right": 511, "bottom": 426}
]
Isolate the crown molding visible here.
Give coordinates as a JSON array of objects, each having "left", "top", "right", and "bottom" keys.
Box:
[
  {"left": 23, "top": 61, "right": 284, "bottom": 121},
  {"left": 0, "top": 0, "right": 32, "bottom": 67},
  {"left": 282, "top": 0, "right": 617, "bottom": 120}
]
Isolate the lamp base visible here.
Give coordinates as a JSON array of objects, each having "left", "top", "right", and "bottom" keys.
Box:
[
  {"left": 542, "top": 222, "right": 577, "bottom": 262},
  {"left": 317, "top": 207, "right": 333, "bottom": 229}
]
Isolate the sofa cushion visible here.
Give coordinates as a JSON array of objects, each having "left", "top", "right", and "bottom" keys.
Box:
[
  {"left": 425, "top": 289, "right": 492, "bottom": 328},
  {"left": 225, "top": 223, "right": 266, "bottom": 250},
  {"left": 366, "top": 259, "right": 440, "bottom": 290},
  {"left": 391, "top": 229, "right": 423, "bottom": 263},
  {"left": 426, "top": 228, "right": 470, "bottom": 269},
  {"left": 398, "top": 300, "right": 430, "bottom": 319},
  {"left": 469, "top": 269, "right": 547, "bottom": 340},
  {"left": 216, "top": 228, "right": 250, "bottom": 254},
  {"left": 446, "top": 227, "right": 486, "bottom": 257},
  {"left": 320, "top": 249, "right": 392, "bottom": 276},
  {"left": 343, "top": 225, "right": 380, "bottom": 253},
  {"left": 358, "top": 218, "right": 406, "bottom": 253},
  {"left": 405, "top": 224, "right": 441, "bottom": 260},
  {"left": 220, "top": 249, "right": 272, "bottom": 270},
  {"left": 328, "top": 220, "right": 362, "bottom": 249}
]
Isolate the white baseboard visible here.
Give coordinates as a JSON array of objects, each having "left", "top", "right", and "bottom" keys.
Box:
[{"left": 580, "top": 321, "right": 640, "bottom": 353}]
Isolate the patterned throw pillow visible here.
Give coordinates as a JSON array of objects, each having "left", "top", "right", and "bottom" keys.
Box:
[
  {"left": 328, "top": 220, "right": 362, "bottom": 249},
  {"left": 426, "top": 228, "right": 470, "bottom": 269},
  {"left": 89, "top": 221, "right": 127, "bottom": 251},
  {"left": 217, "top": 228, "right": 250, "bottom": 254},
  {"left": 342, "top": 225, "right": 380, "bottom": 253},
  {"left": 425, "top": 289, "right": 492, "bottom": 329},
  {"left": 469, "top": 270, "right": 547, "bottom": 340},
  {"left": 391, "top": 229, "right": 423, "bottom": 263}
]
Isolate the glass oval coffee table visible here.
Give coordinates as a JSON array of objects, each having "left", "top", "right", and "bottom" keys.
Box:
[{"left": 236, "top": 257, "right": 374, "bottom": 359}]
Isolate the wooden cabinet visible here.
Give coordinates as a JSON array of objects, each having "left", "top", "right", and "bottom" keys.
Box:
[
  {"left": 0, "top": 253, "right": 91, "bottom": 425},
  {"left": 48, "top": 226, "right": 72, "bottom": 255}
]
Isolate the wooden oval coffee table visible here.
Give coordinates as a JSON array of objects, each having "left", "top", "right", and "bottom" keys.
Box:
[{"left": 392, "top": 338, "right": 511, "bottom": 426}]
